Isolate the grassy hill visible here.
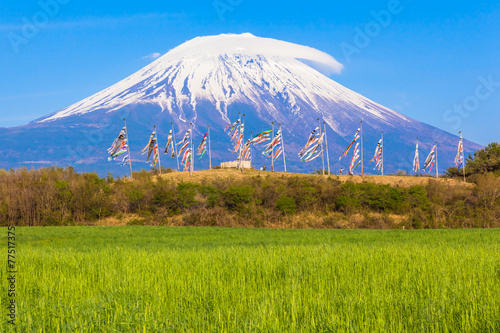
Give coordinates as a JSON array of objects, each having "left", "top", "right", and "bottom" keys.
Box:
[
  {"left": 1, "top": 167, "right": 497, "bottom": 228},
  {"left": 158, "top": 168, "right": 471, "bottom": 188}
]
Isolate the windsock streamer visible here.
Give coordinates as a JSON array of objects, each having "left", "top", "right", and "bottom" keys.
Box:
[
  {"left": 181, "top": 148, "right": 191, "bottom": 165},
  {"left": 299, "top": 129, "right": 323, "bottom": 163},
  {"left": 370, "top": 140, "right": 382, "bottom": 163},
  {"left": 197, "top": 133, "right": 208, "bottom": 158},
  {"left": 305, "top": 150, "right": 322, "bottom": 162},
  {"left": 230, "top": 127, "right": 241, "bottom": 143},
  {"left": 184, "top": 158, "right": 191, "bottom": 172},
  {"left": 455, "top": 138, "right": 464, "bottom": 168},
  {"left": 340, "top": 128, "right": 360, "bottom": 161},
  {"left": 181, "top": 148, "right": 192, "bottom": 172},
  {"left": 302, "top": 144, "right": 322, "bottom": 162},
  {"left": 349, "top": 142, "right": 361, "bottom": 173},
  {"left": 265, "top": 130, "right": 282, "bottom": 150},
  {"left": 121, "top": 154, "right": 130, "bottom": 166},
  {"left": 302, "top": 144, "right": 320, "bottom": 162},
  {"left": 108, "top": 127, "right": 128, "bottom": 161},
  {"left": 251, "top": 134, "right": 270, "bottom": 145},
  {"left": 303, "top": 134, "right": 324, "bottom": 163},
  {"left": 423, "top": 145, "right": 436, "bottom": 172},
  {"left": 225, "top": 118, "right": 249, "bottom": 164},
  {"left": 262, "top": 130, "right": 282, "bottom": 159},
  {"left": 225, "top": 119, "right": 240, "bottom": 134},
  {"left": 226, "top": 120, "right": 241, "bottom": 146},
  {"left": 239, "top": 122, "right": 245, "bottom": 141},
  {"left": 179, "top": 141, "right": 190, "bottom": 155},
  {"left": 298, "top": 127, "right": 319, "bottom": 158},
  {"left": 370, "top": 139, "right": 383, "bottom": 171},
  {"left": 273, "top": 147, "right": 283, "bottom": 161},
  {"left": 233, "top": 134, "right": 244, "bottom": 153},
  {"left": 413, "top": 143, "right": 420, "bottom": 172},
  {"left": 243, "top": 148, "right": 252, "bottom": 161},
  {"left": 164, "top": 130, "right": 175, "bottom": 158},
  {"left": 241, "top": 139, "right": 252, "bottom": 161},
  {"left": 229, "top": 122, "right": 245, "bottom": 154},
  {"left": 151, "top": 144, "right": 159, "bottom": 167},
  {"left": 177, "top": 130, "right": 191, "bottom": 146},
  {"left": 108, "top": 139, "right": 118, "bottom": 154},
  {"left": 374, "top": 147, "right": 383, "bottom": 171},
  {"left": 300, "top": 137, "right": 320, "bottom": 158},
  {"left": 140, "top": 132, "right": 156, "bottom": 163},
  {"left": 251, "top": 130, "right": 272, "bottom": 145},
  {"left": 108, "top": 140, "right": 128, "bottom": 161}
]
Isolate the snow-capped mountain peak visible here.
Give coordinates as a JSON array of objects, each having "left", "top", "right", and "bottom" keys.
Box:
[{"left": 38, "top": 33, "right": 409, "bottom": 135}]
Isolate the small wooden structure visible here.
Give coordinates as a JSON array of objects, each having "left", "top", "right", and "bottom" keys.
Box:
[{"left": 220, "top": 161, "right": 251, "bottom": 169}]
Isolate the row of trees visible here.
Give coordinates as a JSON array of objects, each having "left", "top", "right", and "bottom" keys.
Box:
[
  {"left": 445, "top": 142, "right": 500, "bottom": 178},
  {"left": 0, "top": 143, "right": 498, "bottom": 228},
  {"left": 0, "top": 167, "right": 111, "bottom": 225}
]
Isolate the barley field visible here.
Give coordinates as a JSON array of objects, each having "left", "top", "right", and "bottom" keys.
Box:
[{"left": 1, "top": 227, "right": 499, "bottom": 332}]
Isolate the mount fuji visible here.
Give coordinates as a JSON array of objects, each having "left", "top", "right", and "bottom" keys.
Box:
[{"left": 0, "top": 33, "right": 481, "bottom": 175}]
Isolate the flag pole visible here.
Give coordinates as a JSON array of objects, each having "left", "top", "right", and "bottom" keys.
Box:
[
  {"left": 461, "top": 131, "right": 466, "bottom": 182},
  {"left": 124, "top": 118, "right": 133, "bottom": 180},
  {"left": 318, "top": 118, "right": 325, "bottom": 176},
  {"left": 240, "top": 114, "right": 246, "bottom": 172},
  {"left": 154, "top": 125, "right": 161, "bottom": 175},
  {"left": 323, "top": 121, "right": 330, "bottom": 175},
  {"left": 416, "top": 137, "right": 419, "bottom": 174},
  {"left": 360, "top": 120, "right": 364, "bottom": 177},
  {"left": 172, "top": 122, "right": 180, "bottom": 172},
  {"left": 381, "top": 131, "right": 384, "bottom": 176},
  {"left": 280, "top": 123, "right": 287, "bottom": 173},
  {"left": 250, "top": 131, "right": 253, "bottom": 170},
  {"left": 237, "top": 113, "right": 242, "bottom": 170},
  {"left": 271, "top": 122, "right": 275, "bottom": 172},
  {"left": 190, "top": 122, "right": 193, "bottom": 176},
  {"left": 243, "top": 114, "right": 246, "bottom": 172},
  {"left": 208, "top": 125, "right": 212, "bottom": 170},
  {"left": 435, "top": 141, "right": 439, "bottom": 178}
]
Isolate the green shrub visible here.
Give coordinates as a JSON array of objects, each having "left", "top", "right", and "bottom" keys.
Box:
[
  {"left": 293, "top": 185, "right": 318, "bottom": 210},
  {"left": 223, "top": 186, "right": 255, "bottom": 210},
  {"left": 405, "top": 186, "right": 431, "bottom": 211},
  {"left": 199, "top": 185, "right": 221, "bottom": 208},
  {"left": 152, "top": 181, "right": 179, "bottom": 214},
  {"left": 177, "top": 183, "right": 201, "bottom": 209},
  {"left": 275, "top": 197, "right": 296, "bottom": 215},
  {"left": 127, "top": 188, "right": 145, "bottom": 211},
  {"left": 336, "top": 195, "right": 360, "bottom": 214}
]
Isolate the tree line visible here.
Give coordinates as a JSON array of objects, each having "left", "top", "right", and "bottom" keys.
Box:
[{"left": 0, "top": 143, "right": 498, "bottom": 228}]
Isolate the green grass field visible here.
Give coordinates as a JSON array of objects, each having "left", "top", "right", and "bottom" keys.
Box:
[{"left": 1, "top": 227, "right": 500, "bottom": 332}]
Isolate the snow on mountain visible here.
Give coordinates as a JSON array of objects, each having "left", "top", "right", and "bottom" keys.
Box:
[{"left": 38, "top": 33, "right": 411, "bottom": 136}]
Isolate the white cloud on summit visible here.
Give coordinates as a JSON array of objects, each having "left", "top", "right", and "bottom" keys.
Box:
[
  {"left": 160, "top": 33, "right": 343, "bottom": 75},
  {"left": 143, "top": 52, "right": 161, "bottom": 60}
]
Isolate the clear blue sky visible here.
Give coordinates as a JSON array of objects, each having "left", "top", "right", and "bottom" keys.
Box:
[{"left": 1, "top": 0, "right": 499, "bottom": 145}]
